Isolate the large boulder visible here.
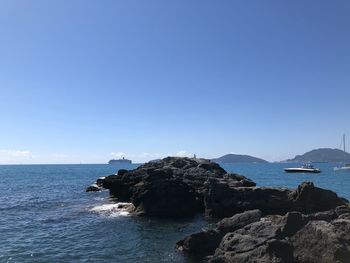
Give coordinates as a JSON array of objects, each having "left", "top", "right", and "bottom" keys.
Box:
[
  {"left": 131, "top": 178, "right": 199, "bottom": 217},
  {"left": 102, "top": 168, "right": 146, "bottom": 201},
  {"left": 85, "top": 184, "right": 101, "bottom": 192},
  {"left": 176, "top": 210, "right": 262, "bottom": 259},
  {"left": 210, "top": 218, "right": 294, "bottom": 263},
  {"left": 289, "top": 181, "right": 346, "bottom": 214},
  {"left": 215, "top": 209, "right": 262, "bottom": 233},
  {"left": 101, "top": 157, "right": 255, "bottom": 217},
  {"left": 291, "top": 219, "right": 350, "bottom": 262},
  {"left": 204, "top": 181, "right": 291, "bottom": 218},
  {"left": 176, "top": 230, "right": 222, "bottom": 259},
  {"left": 205, "top": 181, "right": 347, "bottom": 218},
  {"left": 178, "top": 206, "right": 350, "bottom": 263}
]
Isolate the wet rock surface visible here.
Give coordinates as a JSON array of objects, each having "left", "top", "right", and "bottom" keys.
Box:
[{"left": 85, "top": 183, "right": 101, "bottom": 192}]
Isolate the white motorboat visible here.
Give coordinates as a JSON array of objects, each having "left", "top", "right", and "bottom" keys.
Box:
[{"left": 284, "top": 164, "right": 321, "bottom": 173}]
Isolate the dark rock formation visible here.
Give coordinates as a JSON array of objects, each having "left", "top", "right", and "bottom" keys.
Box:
[
  {"left": 96, "top": 177, "right": 106, "bottom": 186},
  {"left": 85, "top": 184, "right": 101, "bottom": 192},
  {"left": 176, "top": 210, "right": 262, "bottom": 258},
  {"left": 90, "top": 157, "right": 350, "bottom": 262},
  {"left": 102, "top": 157, "right": 256, "bottom": 217},
  {"left": 210, "top": 219, "right": 293, "bottom": 263},
  {"left": 176, "top": 229, "right": 223, "bottom": 259},
  {"left": 178, "top": 207, "right": 350, "bottom": 263},
  {"left": 100, "top": 157, "right": 347, "bottom": 218},
  {"left": 291, "top": 219, "right": 350, "bottom": 262},
  {"left": 205, "top": 181, "right": 346, "bottom": 218},
  {"left": 131, "top": 177, "right": 199, "bottom": 217},
  {"left": 290, "top": 181, "right": 346, "bottom": 214}
]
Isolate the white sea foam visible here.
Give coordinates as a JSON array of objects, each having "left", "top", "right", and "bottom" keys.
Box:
[
  {"left": 90, "top": 203, "right": 131, "bottom": 217},
  {"left": 93, "top": 197, "right": 105, "bottom": 201}
]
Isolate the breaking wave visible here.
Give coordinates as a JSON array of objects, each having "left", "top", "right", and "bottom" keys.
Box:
[{"left": 89, "top": 203, "right": 132, "bottom": 217}]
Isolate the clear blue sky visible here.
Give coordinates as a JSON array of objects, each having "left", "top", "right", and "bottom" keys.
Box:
[{"left": 1, "top": 0, "right": 349, "bottom": 164}]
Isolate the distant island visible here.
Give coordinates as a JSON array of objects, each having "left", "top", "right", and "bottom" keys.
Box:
[
  {"left": 211, "top": 154, "right": 268, "bottom": 164},
  {"left": 286, "top": 148, "right": 350, "bottom": 163},
  {"left": 108, "top": 157, "right": 132, "bottom": 165}
]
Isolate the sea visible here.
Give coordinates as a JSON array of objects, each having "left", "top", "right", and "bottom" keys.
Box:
[{"left": 1, "top": 162, "right": 350, "bottom": 263}]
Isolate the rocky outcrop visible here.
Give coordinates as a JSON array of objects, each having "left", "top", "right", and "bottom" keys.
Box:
[
  {"left": 90, "top": 157, "right": 350, "bottom": 262},
  {"left": 210, "top": 219, "right": 293, "bottom": 263},
  {"left": 131, "top": 177, "right": 199, "bottom": 217},
  {"left": 205, "top": 181, "right": 347, "bottom": 218},
  {"left": 177, "top": 206, "right": 350, "bottom": 262},
  {"left": 291, "top": 219, "right": 350, "bottom": 262},
  {"left": 85, "top": 183, "right": 101, "bottom": 192},
  {"left": 100, "top": 157, "right": 347, "bottom": 218},
  {"left": 176, "top": 210, "right": 262, "bottom": 258},
  {"left": 102, "top": 157, "right": 256, "bottom": 217},
  {"left": 96, "top": 177, "right": 106, "bottom": 186}
]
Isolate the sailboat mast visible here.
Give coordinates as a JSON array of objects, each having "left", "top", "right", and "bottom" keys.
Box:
[{"left": 343, "top": 134, "right": 346, "bottom": 153}]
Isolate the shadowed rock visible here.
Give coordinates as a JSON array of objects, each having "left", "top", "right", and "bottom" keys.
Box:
[
  {"left": 205, "top": 181, "right": 347, "bottom": 218},
  {"left": 102, "top": 157, "right": 256, "bottom": 217},
  {"left": 85, "top": 184, "right": 100, "bottom": 192},
  {"left": 101, "top": 157, "right": 347, "bottom": 218},
  {"left": 176, "top": 210, "right": 262, "bottom": 259}
]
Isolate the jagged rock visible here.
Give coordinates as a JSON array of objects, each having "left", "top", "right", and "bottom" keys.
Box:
[
  {"left": 102, "top": 157, "right": 256, "bottom": 217},
  {"left": 131, "top": 178, "right": 199, "bottom": 217},
  {"left": 210, "top": 218, "right": 294, "bottom": 263},
  {"left": 176, "top": 210, "right": 262, "bottom": 258},
  {"left": 117, "top": 169, "right": 129, "bottom": 176},
  {"left": 289, "top": 181, "right": 346, "bottom": 214},
  {"left": 204, "top": 182, "right": 291, "bottom": 218},
  {"left": 176, "top": 230, "right": 222, "bottom": 259},
  {"left": 208, "top": 211, "right": 350, "bottom": 263},
  {"left": 102, "top": 168, "right": 145, "bottom": 201},
  {"left": 178, "top": 207, "right": 350, "bottom": 262},
  {"left": 209, "top": 238, "right": 294, "bottom": 263},
  {"left": 304, "top": 209, "right": 337, "bottom": 222},
  {"left": 96, "top": 176, "right": 106, "bottom": 186},
  {"left": 335, "top": 205, "right": 350, "bottom": 216},
  {"left": 85, "top": 184, "right": 101, "bottom": 192},
  {"left": 291, "top": 219, "right": 350, "bottom": 262},
  {"left": 216, "top": 209, "right": 262, "bottom": 233},
  {"left": 205, "top": 181, "right": 347, "bottom": 218}
]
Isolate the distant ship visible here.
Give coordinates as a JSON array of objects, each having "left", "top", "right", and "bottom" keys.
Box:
[{"left": 108, "top": 157, "right": 132, "bottom": 165}]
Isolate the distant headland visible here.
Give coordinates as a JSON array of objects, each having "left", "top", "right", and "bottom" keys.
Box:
[
  {"left": 212, "top": 154, "right": 268, "bottom": 164},
  {"left": 107, "top": 148, "right": 350, "bottom": 165},
  {"left": 285, "top": 148, "right": 350, "bottom": 163}
]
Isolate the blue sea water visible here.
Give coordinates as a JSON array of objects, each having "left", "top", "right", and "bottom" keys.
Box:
[{"left": 0, "top": 163, "right": 349, "bottom": 263}]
